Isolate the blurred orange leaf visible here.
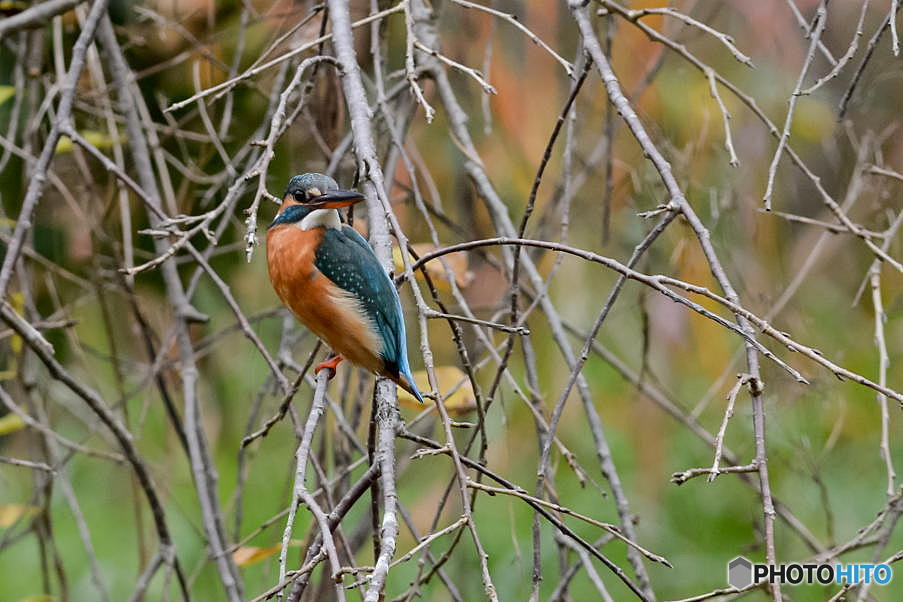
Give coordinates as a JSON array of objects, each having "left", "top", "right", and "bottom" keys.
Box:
[
  {"left": 393, "top": 245, "right": 473, "bottom": 291},
  {"left": 398, "top": 366, "right": 476, "bottom": 416},
  {"left": 233, "top": 540, "right": 302, "bottom": 568}
]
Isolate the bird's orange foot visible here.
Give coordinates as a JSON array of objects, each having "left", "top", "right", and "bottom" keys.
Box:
[{"left": 315, "top": 355, "right": 343, "bottom": 377}]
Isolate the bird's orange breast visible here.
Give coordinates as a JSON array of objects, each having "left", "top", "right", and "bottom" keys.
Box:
[{"left": 266, "top": 224, "right": 383, "bottom": 374}]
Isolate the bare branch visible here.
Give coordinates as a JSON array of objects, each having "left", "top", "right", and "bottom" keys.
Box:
[{"left": 0, "top": 0, "right": 82, "bottom": 37}]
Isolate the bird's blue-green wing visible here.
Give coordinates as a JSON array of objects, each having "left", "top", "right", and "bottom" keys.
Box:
[{"left": 314, "top": 226, "right": 407, "bottom": 377}]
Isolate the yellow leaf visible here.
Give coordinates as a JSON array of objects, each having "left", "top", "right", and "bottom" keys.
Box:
[
  {"left": 2, "top": 292, "right": 24, "bottom": 379},
  {"left": 791, "top": 98, "right": 833, "bottom": 143},
  {"left": 393, "top": 245, "right": 473, "bottom": 291},
  {"left": 0, "top": 86, "right": 14, "bottom": 106},
  {"left": 0, "top": 1, "right": 29, "bottom": 12},
  {"left": 233, "top": 540, "right": 303, "bottom": 567},
  {"left": 56, "top": 130, "right": 125, "bottom": 154},
  {"left": 0, "top": 413, "right": 26, "bottom": 435},
  {"left": 55, "top": 138, "right": 72, "bottom": 153},
  {"left": 9, "top": 312, "right": 22, "bottom": 354},
  {"left": 398, "top": 366, "right": 476, "bottom": 416},
  {"left": 0, "top": 504, "right": 41, "bottom": 528}
]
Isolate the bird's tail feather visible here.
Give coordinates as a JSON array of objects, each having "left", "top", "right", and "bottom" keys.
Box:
[{"left": 396, "top": 370, "right": 424, "bottom": 404}]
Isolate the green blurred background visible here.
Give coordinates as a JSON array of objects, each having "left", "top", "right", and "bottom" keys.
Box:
[{"left": 0, "top": 0, "right": 900, "bottom": 600}]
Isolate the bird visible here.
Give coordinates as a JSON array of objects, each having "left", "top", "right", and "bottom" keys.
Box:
[{"left": 266, "top": 173, "right": 424, "bottom": 403}]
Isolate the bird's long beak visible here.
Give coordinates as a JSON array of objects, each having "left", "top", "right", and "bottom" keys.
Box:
[{"left": 303, "top": 189, "right": 365, "bottom": 209}]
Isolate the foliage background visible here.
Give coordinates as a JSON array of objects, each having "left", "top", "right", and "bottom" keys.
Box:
[{"left": 0, "top": 0, "right": 900, "bottom": 601}]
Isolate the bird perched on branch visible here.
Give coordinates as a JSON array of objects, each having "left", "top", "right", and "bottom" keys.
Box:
[{"left": 266, "top": 173, "right": 424, "bottom": 403}]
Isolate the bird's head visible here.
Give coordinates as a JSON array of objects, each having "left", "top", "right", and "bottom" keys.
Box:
[{"left": 268, "top": 173, "right": 365, "bottom": 230}]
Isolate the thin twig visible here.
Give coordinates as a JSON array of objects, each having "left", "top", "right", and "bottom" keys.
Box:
[
  {"left": 708, "top": 374, "right": 753, "bottom": 482},
  {"left": 447, "top": 0, "right": 574, "bottom": 75},
  {"left": 0, "top": 455, "right": 54, "bottom": 472},
  {"left": 615, "top": 5, "right": 754, "bottom": 67},
  {"left": 278, "top": 368, "right": 332, "bottom": 596},
  {"left": 763, "top": 0, "right": 827, "bottom": 210},
  {"left": 799, "top": 0, "right": 871, "bottom": 96},
  {"left": 164, "top": 4, "right": 405, "bottom": 114},
  {"left": 0, "top": 0, "right": 82, "bottom": 37},
  {"left": 465, "top": 480, "right": 672, "bottom": 568},
  {"left": 0, "top": 0, "right": 110, "bottom": 301}
]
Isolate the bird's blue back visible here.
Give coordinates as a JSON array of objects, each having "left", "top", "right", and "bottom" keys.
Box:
[{"left": 314, "top": 225, "right": 416, "bottom": 390}]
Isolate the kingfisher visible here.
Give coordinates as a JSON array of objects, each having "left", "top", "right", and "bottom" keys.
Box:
[{"left": 266, "top": 173, "right": 424, "bottom": 403}]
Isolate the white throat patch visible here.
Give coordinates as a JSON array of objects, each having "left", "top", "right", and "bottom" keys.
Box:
[{"left": 298, "top": 208, "right": 342, "bottom": 231}]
